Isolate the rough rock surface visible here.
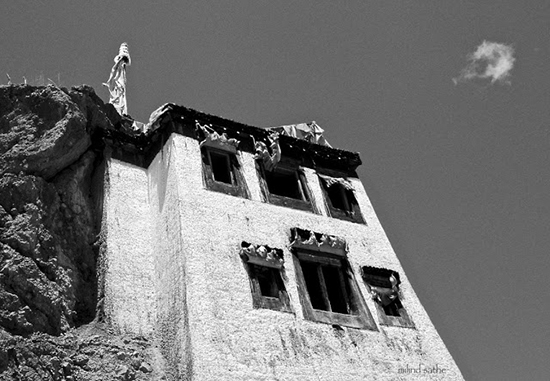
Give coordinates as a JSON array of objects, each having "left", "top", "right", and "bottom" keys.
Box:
[
  {"left": 0, "top": 85, "right": 164, "bottom": 380},
  {"left": 0, "top": 323, "right": 166, "bottom": 381}
]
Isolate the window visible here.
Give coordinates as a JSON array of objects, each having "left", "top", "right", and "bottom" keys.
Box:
[
  {"left": 362, "top": 266, "right": 414, "bottom": 328},
  {"left": 240, "top": 242, "right": 292, "bottom": 313},
  {"left": 257, "top": 160, "right": 315, "bottom": 213},
  {"left": 201, "top": 147, "right": 248, "bottom": 198},
  {"left": 290, "top": 228, "right": 376, "bottom": 330},
  {"left": 209, "top": 150, "right": 232, "bottom": 184},
  {"left": 319, "top": 173, "right": 364, "bottom": 224}
]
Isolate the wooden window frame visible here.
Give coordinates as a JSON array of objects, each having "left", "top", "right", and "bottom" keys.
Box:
[
  {"left": 201, "top": 147, "right": 249, "bottom": 198},
  {"left": 245, "top": 263, "right": 293, "bottom": 313},
  {"left": 318, "top": 174, "right": 365, "bottom": 224},
  {"left": 362, "top": 267, "right": 415, "bottom": 328},
  {"left": 257, "top": 159, "right": 315, "bottom": 213},
  {"left": 293, "top": 249, "right": 377, "bottom": 330}
]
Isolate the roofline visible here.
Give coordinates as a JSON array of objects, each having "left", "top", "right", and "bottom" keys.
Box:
[{"left": 97, "top": 103, "right": 362, "bottom": 174}]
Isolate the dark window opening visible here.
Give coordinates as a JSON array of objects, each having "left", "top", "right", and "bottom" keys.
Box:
[
  {"left": 300, "top": 259, "right": 352, "bottom": 315},
  {"left": 209, "top": 151, "right": 232, "bottom": 184},
  {"left": 383, "top": 299, "right": 402, "bottom": 317},
  {"left": 322, "top": 266, "right": 349, "bottom": 314},
  {"left": 327, "top": 184, "right": 352, "bottom": 212},
  {"left": 246, "top": 263, "right": 292, "bottom": 313},
  {"left": 301, "top": 261, "right": 327, "bottom": 310},
  {"left": 265, "top": 170, "right": 306, "bottom": 200},
  {"left": 319, "top": 174, "right": 364, "bottom": 224},
  {"left": 362, "top": 266, "right": 414, "bottom": 328},
  {"left": 255, "top": 266, "right": 280, "bottom": 298},
  {"left": 293, "top": 250, "right": 377, "bottom": 330},
  {"left": 201, "top": 147, "right": 249, "bottom": 198},
  {"left": 257, "top": 161, "right": 315, "bottom": 213}
]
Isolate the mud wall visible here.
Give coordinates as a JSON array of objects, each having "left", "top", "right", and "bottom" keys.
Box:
[{"left": 112, "top": 132, "right": 464, "bottom": 380}]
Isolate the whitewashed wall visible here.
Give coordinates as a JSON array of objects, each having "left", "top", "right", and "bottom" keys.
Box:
[
  {"left": 102, "top": 132, "right": 464, "bottom": 380},
  {"left": 102, "top": 159, "right": 155, "bottom": 335}
]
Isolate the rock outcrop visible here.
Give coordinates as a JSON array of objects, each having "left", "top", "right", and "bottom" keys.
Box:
[
  {"left": 0, "top": 323, "right": 165, "bottom": 381},
  {"left": 0, "top": 85, "right": 164, "bottom": 380}
]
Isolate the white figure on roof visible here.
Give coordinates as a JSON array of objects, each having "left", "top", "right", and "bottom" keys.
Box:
[{"left": 103, "top": 43, "right": 131, "bottom": 116}]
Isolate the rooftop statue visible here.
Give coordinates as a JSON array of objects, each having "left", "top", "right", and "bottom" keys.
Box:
[{"left": 103, "top": 42, "right": 131, "bottom": 116}]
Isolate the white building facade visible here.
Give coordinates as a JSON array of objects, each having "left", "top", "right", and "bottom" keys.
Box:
[{"left": 99, "top": 104, "right": 464, "bottom": 380}]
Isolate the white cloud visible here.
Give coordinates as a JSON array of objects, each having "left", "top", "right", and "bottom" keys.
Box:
[{"left": 453, "top": 41, "right": 515, "bottom": 85}]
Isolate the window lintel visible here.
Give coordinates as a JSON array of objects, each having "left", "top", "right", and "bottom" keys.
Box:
[
  {"left": 290, "top": 228, "right": 347, "bottom": 256},
  {"left": 197, "top": 121, "right": 240, "bottom": 154},
  {"left": 240, "top": 241, "right": 284, "bottom": 269}
]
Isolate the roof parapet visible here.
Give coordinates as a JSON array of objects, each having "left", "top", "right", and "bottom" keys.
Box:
[{"left": 102, "top": 103, "right": 361, "bottom": 173}]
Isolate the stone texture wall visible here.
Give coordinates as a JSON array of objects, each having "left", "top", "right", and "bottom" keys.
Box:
[{"left": 0, "top": 85, "right": 106, "bottom": 336}]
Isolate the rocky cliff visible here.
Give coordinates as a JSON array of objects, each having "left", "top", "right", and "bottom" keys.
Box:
[{"left": 0, "top": 85, "right": 165, "bottom": 380}]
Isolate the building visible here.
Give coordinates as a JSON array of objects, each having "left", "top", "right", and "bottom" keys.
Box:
[{"left": 98, "top": 103, "right": 464, "bottom": 380}]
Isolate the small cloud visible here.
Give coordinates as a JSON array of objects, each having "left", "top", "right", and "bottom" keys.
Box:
[{"left": 453, "top": 41, "right": 515, "bottom": 85}]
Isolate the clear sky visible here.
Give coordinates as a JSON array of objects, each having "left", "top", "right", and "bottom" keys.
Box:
[{"left": 2, "top": 2, "right": 549, "bottom": 380}]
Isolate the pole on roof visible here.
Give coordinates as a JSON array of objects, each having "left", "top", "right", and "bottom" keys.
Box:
[{"left": 103, "top": 42, "right": 131, "bottom": 116}]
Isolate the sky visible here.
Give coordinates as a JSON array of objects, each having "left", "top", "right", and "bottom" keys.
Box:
[{"left": 1, "top": 2, "right": 549, "bottom": 380}]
